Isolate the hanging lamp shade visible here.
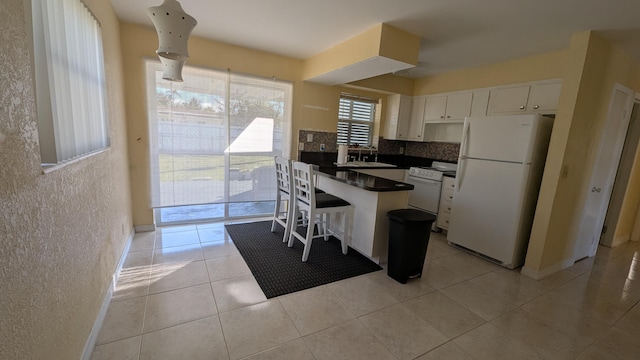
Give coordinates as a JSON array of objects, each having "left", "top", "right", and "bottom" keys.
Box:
[
  {"left": 147, "top": 0, "right": 196, "bottom": 81},
  {"left": 159, "top": 57, "right": 185, "bottom": 82}
]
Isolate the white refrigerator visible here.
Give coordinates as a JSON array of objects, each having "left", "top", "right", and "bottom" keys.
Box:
[{"left": 447, "top": 114, "right": 553, "bottom": 269}]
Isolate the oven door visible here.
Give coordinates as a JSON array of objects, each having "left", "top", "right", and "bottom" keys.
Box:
[{"left": 405, "top": 176, "right": 442, "bottom": 214}]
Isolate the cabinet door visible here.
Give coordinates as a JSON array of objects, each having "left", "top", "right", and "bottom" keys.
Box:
[
  {"left": 470, "top": 90, "right": 490, "bottom": 117},
  {"left": 407, "top": 96, "right": 426, "bottom": 141},
  {"left": 489, "top": 85, "right": 530, "bottom": 114},
  {"left": 384, "top": 94, "right": 411, "bottom": 140},
  {"left": 423, "top": 96, "right": 447, "bottom": 122},
  {"left": 384, "top": 94, "right": 401, "bottom": 139},
  {"left": 444, "top": 92, "right": 472, "bottom": 120},
  {"left": 396, "top": 95, "right": 412, "bottom": 140},
  {"left": 527, "top": 82, "right": 562, "bottom": 113}
]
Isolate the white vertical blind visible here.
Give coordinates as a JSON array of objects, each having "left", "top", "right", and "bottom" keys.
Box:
[
  {"left": 146, "top": 61, "right": 292, "bottom": 208},
  {"left": 31, "top": 0, "right": 109, "bottom": 164}
]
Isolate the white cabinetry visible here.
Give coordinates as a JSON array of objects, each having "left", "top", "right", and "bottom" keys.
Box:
[
  {"left": 437, "top": 176, "right": 455, "bottom": 230},
  {"left": 407, "top": 96, "right": 426, "bottom": 141},
  {"left": 423, "top": 96, "right": 448, "bottom": 122},
  {"left": 470, "top": 90, "right": 490, "bottom": 117},
  {"left": 488, "top": 80, "right": 562, "bottom": 115},
  {"left": 424, "top": 93, "right": 473, "bottom": 123},
  {"left": 423, "top": 90, "right": 489, "bottom": 143},
  {"left": 384, "top": 94, "right": 412, "bottom": 140}
]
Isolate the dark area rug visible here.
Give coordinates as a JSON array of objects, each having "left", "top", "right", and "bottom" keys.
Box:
[{"left": 225, "top": 221, "right": 383, "bottom": 298}]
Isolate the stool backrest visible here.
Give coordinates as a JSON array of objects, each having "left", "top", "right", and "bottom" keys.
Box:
[
  {"left": 274, "top": 156, "right": 292, "bottom": 194},
  {"left": 291, "top": 161, "right": 315, "bottom": 208}
]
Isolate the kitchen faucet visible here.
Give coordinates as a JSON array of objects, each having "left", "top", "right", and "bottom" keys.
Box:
[{"left": 358, "top": 146, "right": 377, "bottom": 162}]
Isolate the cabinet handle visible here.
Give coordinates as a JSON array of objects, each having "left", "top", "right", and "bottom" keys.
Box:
[
  {"left": 447, "top": 115, "right": 451, "bottom": 118},
  {"left": 533, "top": 105, "right": 539, "bottom": 109},
  {"left": 519, "top": 105, "right": 525, "bottom": 110},
  {"left": 417, "top": 135, "right": 421, "bottom": 137},
  {"left": 440, "top": 116, "right": 444, "bottom": 119}
]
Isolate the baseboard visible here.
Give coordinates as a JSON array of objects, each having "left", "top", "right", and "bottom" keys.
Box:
[
  {"left": 520, "top": 258, "right": 574, "bottom": 280},
  {"left": 134, "top": 224, "right": 156, "bottom": 232},
  {"left": 81, "top": 227, "right": 135, "bottom": 360}
]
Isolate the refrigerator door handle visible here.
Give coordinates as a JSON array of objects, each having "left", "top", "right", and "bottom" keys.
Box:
[
  {"left": 456, "top": 119, "right": 471, "bottom": 192},
  {"left": 460, "top": 119, "right": 471, "bottom": 158},
  {"left": 455, "top": 157, "right": 465, "bottom": 191}
]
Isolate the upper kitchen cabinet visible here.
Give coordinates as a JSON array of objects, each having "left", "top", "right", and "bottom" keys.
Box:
[
  {"left": 488, "top": 79, "right": 562, "bottom": 116},
  {"left": 384, "top": 94, "right": 412, "bottom": 140},
  {"left": 407, "top": 96, "right": 426, "bottom": 141},
  {"left": 470, "top": 90, "right": 490, "bottom": 117},
  {"left": 424, "top": 93, "right": 473, "bottom": 123}
]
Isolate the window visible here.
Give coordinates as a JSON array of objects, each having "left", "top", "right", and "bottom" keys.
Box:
[
  {"left": 145, "top": 61, "right": 292, "bottom": 212},
  {"left": 29, "top": 0, "right": 109, "bottom": 165},
  {"left": 337, "top": 94, "right": 377, "bottom": 146}
]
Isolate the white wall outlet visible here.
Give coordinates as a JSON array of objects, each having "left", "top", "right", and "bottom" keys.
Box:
[
  {"left": 298, "top": 142, "right": 305, "bottom": 151},
  {"left": 307, "top": 133, "right": 313, "bottom": 142},
  {"left": 320, "top": 143, "right": 325, "bottom": 151}
]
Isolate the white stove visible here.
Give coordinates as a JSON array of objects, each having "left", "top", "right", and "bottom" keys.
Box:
[
  {"left": 405, "top": 161, "right": 457, "bottom": 229},
  {"left": 408, "top": 167, "right": 445, "bottom": 181}
]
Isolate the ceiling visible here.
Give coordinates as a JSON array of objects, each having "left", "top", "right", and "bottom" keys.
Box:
[{"left": 110, "top": 0, "right": 640, "bottom": 79}]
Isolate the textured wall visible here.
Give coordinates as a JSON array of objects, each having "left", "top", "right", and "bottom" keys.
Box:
[{"left": 0, "top": 0, "right": 132, "bottom": 359}]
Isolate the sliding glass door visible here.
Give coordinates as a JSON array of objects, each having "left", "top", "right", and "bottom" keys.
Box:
[{"left": 145, "top": 62, "right": 292, "bottom": 224}]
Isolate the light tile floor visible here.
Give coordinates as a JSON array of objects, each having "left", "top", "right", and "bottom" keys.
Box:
[{"left": 91, "top": 221, "right": 640, "bottom": 360}]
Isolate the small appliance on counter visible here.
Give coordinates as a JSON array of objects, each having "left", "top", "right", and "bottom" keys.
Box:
[{"left": 337, "top": 144, "right": 348, "bottom": 165}]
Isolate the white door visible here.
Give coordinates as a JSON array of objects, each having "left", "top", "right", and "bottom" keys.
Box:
[
  {"left": 408, "top": 96, "right": 426, "bottom": 140},
  {"left": 462, "top": 115, "right": 540, "bottom": 163},
  {"left": 424, "top": 96, "right": 447, "bottom": 122},
  {"left": 445, "top": 92, "right": 473, "bottom": 120},
  {"left": 527, "top": 82, "right": 562, "bottom": 113},
  {"left": 448, "top": 158, "right": 531, "bottom": 267},
  {"left": 574, "top": 84, "right": 635, "bottom": 260}
]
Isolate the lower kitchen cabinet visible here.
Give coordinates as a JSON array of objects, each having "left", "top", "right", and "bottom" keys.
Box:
[{"left": 437, "top": 176, "right": 455, "bottom": 230}]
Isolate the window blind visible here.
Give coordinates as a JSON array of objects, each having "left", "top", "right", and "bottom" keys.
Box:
[
  {"left": 31, "top": 0, "right": 109, "bottom": 164},
  {"left": 146, "top": 62, "right": 292, "bottom": 208},
  {"left": 337, "top": 94, "right": 377, "bottom": 146}
]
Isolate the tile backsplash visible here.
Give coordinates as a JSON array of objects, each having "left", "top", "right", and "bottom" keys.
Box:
[{"left": 298, "top": 129, "right": 460, "bottom": 162}]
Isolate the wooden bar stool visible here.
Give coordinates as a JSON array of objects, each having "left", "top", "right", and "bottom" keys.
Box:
[{"left": 288, "top": 161, "right": 351, "bottom": 262}]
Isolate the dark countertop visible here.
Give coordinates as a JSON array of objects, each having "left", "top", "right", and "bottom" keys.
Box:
[
  {"left": 299, "top": 151, "right": 454, "bottom": 172},
  {"left": 317, "top": 169, "right": 414, "bottom": 192}
]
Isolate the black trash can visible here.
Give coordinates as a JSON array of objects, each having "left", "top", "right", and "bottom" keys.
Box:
[{"left": 387, "top": 209, "right": 437, "bottom": 284}]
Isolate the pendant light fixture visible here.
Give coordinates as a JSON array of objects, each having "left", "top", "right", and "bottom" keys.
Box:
[{"left": 147, "top": 0, "right": 197, "bottom": 82}]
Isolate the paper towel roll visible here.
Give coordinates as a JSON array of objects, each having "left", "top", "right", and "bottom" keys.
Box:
[{"left": 337, "top": 144, "right": 348, "bottom": 164}]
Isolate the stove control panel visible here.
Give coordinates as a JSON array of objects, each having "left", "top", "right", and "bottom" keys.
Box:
[{"left": 408, "top": 167, "right": 444, "bottom": 181}]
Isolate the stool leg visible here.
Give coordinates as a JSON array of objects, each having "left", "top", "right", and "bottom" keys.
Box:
[
  {"left": 323, "top": 213, "right": 331, "bottom": 241},
  {"left": 282, "top": 199, "right": 292, "bottom": 242},
  {"left": 341, "top": 208, "right": 349, "bottom": 255},
  {"left": 302, "top": 209, "right": 316, "bottom": 262},
  {"left": 271, "top": 192, "right": 281, "bottom": 233},
  {"left": 287, "top": 202, "right": 299, "bottom": 248}
]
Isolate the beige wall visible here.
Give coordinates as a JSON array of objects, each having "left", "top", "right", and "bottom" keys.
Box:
[
  {"left": 0, "top": 0, "right": 132, "bottom": 358},
  {"left": 414, "top": 49, "right": 568, "bottom": 95},
  {"left": 525, "top": 32, "right": 639, "bottom": 273}
]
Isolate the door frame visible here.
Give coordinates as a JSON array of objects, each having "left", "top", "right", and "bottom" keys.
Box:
[{"left": 573, "top": 83, "right": 635, "bottom": 261}]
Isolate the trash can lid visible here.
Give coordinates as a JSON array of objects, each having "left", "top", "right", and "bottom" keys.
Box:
[{"left": 387, "top": 208, "right": 437, "bottom": 223}]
